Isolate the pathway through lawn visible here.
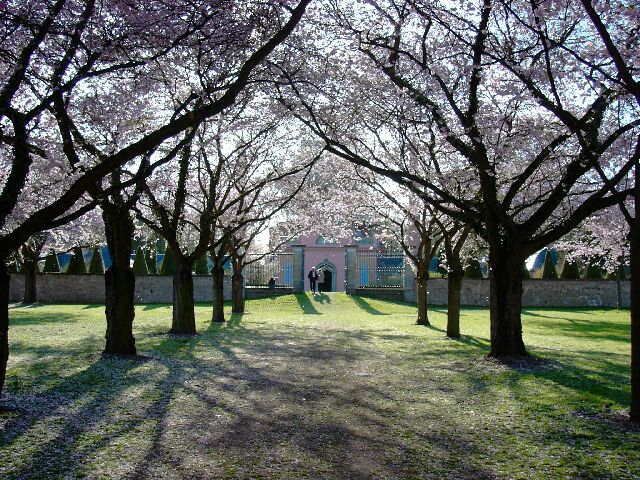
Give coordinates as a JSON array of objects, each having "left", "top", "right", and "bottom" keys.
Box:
[{"left": 1, "top": 293, "right": 638, "bottom": 479}]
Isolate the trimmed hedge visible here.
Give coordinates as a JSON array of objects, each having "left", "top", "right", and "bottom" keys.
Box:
[
  {"left": 159, "top": 247, "right": 176, "bottom": 275},
  {"left": 88, "top": 246, "right": 105, "bottom": 274},
  {"left": 194, "top": 254, "right": 209, "bottom": 274},
  {"left": 42, "top": 253, "right": 60, "bottom": 273},
  {"left": 66, "top": 247, "right": 87, "bottom": 274},
  {"left": 132, "top": 246, "right": 149, "bottom": 275},
  {"left": 541, "top": 250, "right": 558, "bottom": 279},
  {"left": 559, "top": 259, "right": 580, "bottom": 279}
]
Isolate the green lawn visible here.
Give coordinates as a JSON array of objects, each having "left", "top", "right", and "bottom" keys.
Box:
[{"left": 1, "top": 294, "right": 638, "bottom": 479}]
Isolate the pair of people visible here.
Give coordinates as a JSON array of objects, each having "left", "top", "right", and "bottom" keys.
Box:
[{"left": 308, "top": 266, "right": 326, "bottom": 294}]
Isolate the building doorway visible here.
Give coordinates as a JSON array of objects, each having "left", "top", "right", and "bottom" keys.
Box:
[
  {"left": 316, "top": 260, "right": 336, "bottom": 292},
  {"left": 322, "top": 269, "right": 333, "bottom": 292}
]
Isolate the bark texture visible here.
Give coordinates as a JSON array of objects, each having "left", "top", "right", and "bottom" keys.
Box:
[
  {"left": 447, "top": 272, "right": 463, "bottom": 338},
  {"left": 211, "top": 259, "right": 226, "bottom": 323},
  {"left": 232, "top": 270, "right": 245, "bottom": 314},
  {"left": 487, "top": 240, "right": 528, "bottom": 357},
  {"left": 415, "top": 266, "right": 429, "bottom": 326},
  {"left": 630, "top": 168, "right": 639, "bottom": 421},
  {"left": 103, "top": 207, "right": 136, "bottom": 355},
  {"left": 22, "top": 260, "right": 37, "bottom": 304},
  {"left": 0, "top": 261, "right": 9, "bottom": 398},
  {"left": 20, "top": 237, "right": 44, "bottom": 304},
  {"left": 172, "top": 258, "right": 196, "bottom": 334}
]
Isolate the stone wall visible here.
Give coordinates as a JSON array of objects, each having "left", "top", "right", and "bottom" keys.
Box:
[
  {"left": 402, "top": 278, "right": 630, "bottom": 308},
  {"left": 354, "top": 287, "right": 404, "bottom": 301},
  {"left": 245, "top": 287, "right": 293, "bottom": 298},
  {"left": 9, "top": 274, "right": 232, "bottom": 304},
  {"left": 8, "top": 274, "right": 630, "bottom": 308}
]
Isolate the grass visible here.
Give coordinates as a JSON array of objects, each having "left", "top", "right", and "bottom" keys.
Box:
[{"left": 0, "top": 293, "right": 638, "bottom": 479}]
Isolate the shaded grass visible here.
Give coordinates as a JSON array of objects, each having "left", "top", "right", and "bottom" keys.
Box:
[{"left": 1, "top": 294, "right": 638, "bottom": 479}]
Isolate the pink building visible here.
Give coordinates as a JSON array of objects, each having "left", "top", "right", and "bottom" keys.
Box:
[{"left": 283, "top": 233, "right": 379, "bottom": 292}]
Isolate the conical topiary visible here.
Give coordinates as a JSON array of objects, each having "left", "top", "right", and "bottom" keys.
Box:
[
  {"left": 584, "top": 260, "right": 604, "bottom": 280},
  {"left": 522, "top": 263, "right": 530, "bottom": 279},
  {"left": 159, "top": 247, "right": 177, "bottom": 275},
  {"left": 146, "top": 247, "right": 157, "bottom": 275},
  {"left": 132, "top": 246, "right": 149, "bottom": 275},
  {"left": 464, "top": 259, "right": 484, "bottom": 278},
  {"left": 541, "top": 250, "right": 558, "bottom": 279},
  {"left": 66, "top": 247, "right": 87, "bottom": 274},
  {"left": 194, "top": 254, "right": 209, "bottom": 274},
  {"left": 88, "top": 246, "right": 105, "bottom": 274},
  {"left": 559, "top": 259, "right": 580, "bottom": 279},
  {"left": 42, "top": 252, "right": 60, "bottom": 273}
]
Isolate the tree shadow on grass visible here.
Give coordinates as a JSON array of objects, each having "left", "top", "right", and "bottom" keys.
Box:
[
  {"left": 420, "top": 324, "right": 491, "bottom": 353},
  {"left": 1, "top": 354, "right": 152, "bottom": 477},
  {"left": 9, "top": 303, "right": 53, "bottom": 310},
  {"left": 3, "top": 302, "right": 635, "bottom": 479},
  {"left": 8, "top": 311, "right": 82, "bottom": 326},
  {"left": 314, "top": 292, "right": 331, "bottom": 304},
  {"left": 4, "top": 319, "right": 227, "bottom": 478},
  {"left": 350, "top": 296, "right": 388, "bottom": 315},
  {"left": 522, "top": 307, "right": 622, "bottom": 318},
  {"left": 294, "top": 293, "right": 320, "bottom": 314},
  {"left": 158, "top": 326, "right": 501, "bottom": 480},
  {"left": 81, "top": 304, "right": 103, "bottom": 310},
  {"left": 142, "top": 304, "right": 170, "bottom": 311},
  {"left": 26, "top": 344, "right": 636, "bottom": 475},
  {"left": 525, "top": 314, "right": 630, "bottom": 344}
]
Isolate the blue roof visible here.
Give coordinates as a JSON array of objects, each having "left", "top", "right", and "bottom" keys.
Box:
[{"left": 532, "top": 248, "right": 558, "bottom": 270}]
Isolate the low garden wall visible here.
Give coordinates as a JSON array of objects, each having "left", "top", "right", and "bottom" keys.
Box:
[
  {"left": 245, "top": 286, "right": 293, "bottom": 298},
  {"left": 402, "top": 278, "right": 630, "bottom": 308},
  {"left": 353, "top": 287, "right": 404, "bottom": 301},
  {"left": 8, "top": 274, "right": 630, "bottom": 308},
  {"left": 8, "top": 274, "right": 233, "bottom": 304}
]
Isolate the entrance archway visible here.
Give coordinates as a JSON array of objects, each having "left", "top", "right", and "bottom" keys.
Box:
[{"left": 316, "top": 260, "right": 336, "bottom": 292}]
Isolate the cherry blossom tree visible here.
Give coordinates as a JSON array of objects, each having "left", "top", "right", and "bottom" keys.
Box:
[
  {"left": 350, "top": 167, "right": 442, "bottom": 325},
  {"left": 548, "top": 0, "right": 640, "bottom": 420},
  {"left": 276, "top": 0, "right": 634, "bottom": 359},
  {"left": 207, "top": 128, "right": 319, "bottom": 323},
  {"left": 435, "top": 219, "right": 473, "bottom": 338},
  {"left": 135, "top": 104, "right": 316, "bottom": 330},
  {"left": 0, "top": 0, "right": 312, "bottom": 399}
]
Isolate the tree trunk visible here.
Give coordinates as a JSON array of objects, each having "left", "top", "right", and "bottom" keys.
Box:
[
  {"left": 20, "top": 239, "right": 42, "bottom": 304},
  {"left": 487, "top": 240, "right": 528, "bottom": 357},
  {"left": 232, "top": 268, "right": 245, "bottom": 314},
  {"left": 172, "top": 258, "right": 196, "bottom": 334},
  {"left": 22, "top": 261, "right": 37, "bottom": 304},
  {"left": 102, "top": 207, "right": 136, "bottom": 355},
  {"left": 211, "top": 259, "right": 226, "bottom": 323},
  {"left": 447, "top": 270, "right": 463, "bottom": 338},
  {"left": 0, "top": 261, "right": 9, "bottom": 399},
  {"left": 615, "top": 264, "right": 623, "bottom": 310},
  {"left": 416, "top": 264, "right": 429, "bottom": 326},
  {"left": 630, "top": 165, "right": 640, "bottom": 421}
]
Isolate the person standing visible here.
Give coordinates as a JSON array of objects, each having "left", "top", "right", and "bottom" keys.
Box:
[
  {"left": 317, "top": 268, "right": 325, "bottom": 293},
  {"left": 308, "top": 267, "right": 318, "bottom": 294}
]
